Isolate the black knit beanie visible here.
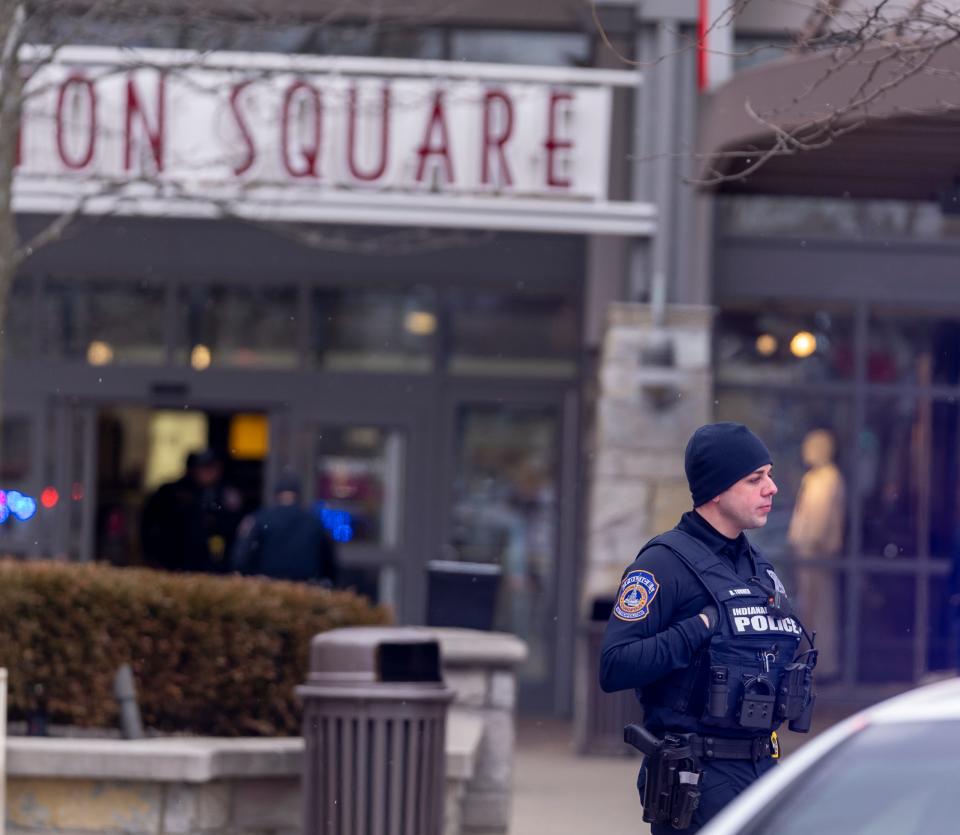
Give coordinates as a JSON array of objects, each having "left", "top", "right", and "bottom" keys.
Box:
[{"left": 684, "top": 422, "right": 772, "bottom": 507}]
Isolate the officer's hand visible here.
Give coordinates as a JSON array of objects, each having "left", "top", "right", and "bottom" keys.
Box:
[{"left": 699, "top": 604, "right": 719, "bottom": 632}]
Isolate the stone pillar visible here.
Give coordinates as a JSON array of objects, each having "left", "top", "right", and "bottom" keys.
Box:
[{"left": 583, "top": 302, "right": 714, "bottom": 609}]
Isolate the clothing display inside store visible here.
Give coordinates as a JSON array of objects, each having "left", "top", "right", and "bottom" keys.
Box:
[{"left": 788, "top": 429, "right": 845, "bottom": 680}]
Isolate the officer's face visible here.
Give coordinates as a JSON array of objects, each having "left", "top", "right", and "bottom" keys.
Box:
[{"left": 715, "top": 464, "right": 778, "bottom": 532}]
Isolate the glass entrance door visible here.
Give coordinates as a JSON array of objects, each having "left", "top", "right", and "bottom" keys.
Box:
[
  {"left": 443, "top": 387, "right": 577, "bottom": 712},
  {"left": 290, "top": 384, "right": 433, "bottom": 625},
  {"left": 42, "top": 396, "right": 282, "bottom": 568},
  {"left": 45, "top": 398, "right": 97, "bottom": 562},
  {"left": 304, "top": 423, "right": 407, "bottom": 611}
]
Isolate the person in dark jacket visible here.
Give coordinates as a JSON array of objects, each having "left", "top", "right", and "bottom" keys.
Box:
[
  {"left": 140, "top": 449, "right": 243, "bottom": 573},
  {"left": 600, "top": 422, "right": 816, "bottom": 834},
  {"left": 232, "top": 473, "right": 339, "bottom": 586}
]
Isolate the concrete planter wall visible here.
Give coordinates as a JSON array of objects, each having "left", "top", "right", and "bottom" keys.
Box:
[
  {"left": 431, "top": 628, "right": 528, "bottom": 834},
  {"left": 4, "top": 628, "right": 526, "bottom": 835},
  {"left": 6, "top": 738, "right": 304, "bottom": 835}
]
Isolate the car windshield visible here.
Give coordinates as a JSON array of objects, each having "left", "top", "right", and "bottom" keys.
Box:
[{"left": 741, "top": 719, "right": 960, "bottom": 835}]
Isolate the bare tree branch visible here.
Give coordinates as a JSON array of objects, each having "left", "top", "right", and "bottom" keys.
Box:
[{"left": 588, "top": 0, "right": 960, "bottom": 185}]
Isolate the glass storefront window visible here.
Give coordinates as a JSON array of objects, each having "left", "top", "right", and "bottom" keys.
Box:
[
  {"left": 928, "top": 575, "right": 957, "bottom": 672},
  {"left": 930, "top": 401, "right": 960, "bottom": 559},
  {"left": 335, "top": 565, "right": 398, "bottom": 610},
  {"left": 860, "top": 397, "right": 922, "bottom": 559},
  {"left": 732, "top": 36, "right": 792, "bottom": 71},
  {"left": 858, "top": 572, "right": 916, "bottom": 683},
  {"left": 448, "top": 289, "right": 578, "bottom": 377},
  {"left": 180, "top": 284, "right": 299, "bottom": 369},
  {"left": 868, "top": 307, "right": 960, "bottom": 385},
  {"left": 312, "top": 288, "right": 436, "bottom": 373},
  {"left": 311, "top": 426, "right": 404, "bottom": 548},
  {"left": 0, "top": 417, "right": 31, "bottom": 482},
  {"left": 6, "top": 278, "right": 32, "bottom": 358},
  {"left": 716, "top": 390, "right": 851, "bottom": 557},
  {"left": 717, "top": 195, "right": 959, "bottom": 241},
  {"left": 448, "top": 402, "right": 558, "bottom": 688},
  {"left": 716, "top": 306, "right": 854, "bottom": 384},
  {"left": 780, "top": 564, "right": 846, "bottom": 681},
  {"left": 450, "top": 29, "right": 590, "bottom": 67},
  {"left": 373, "top": 28, "right": 446, "bottom": 59},
  {"left": 43, "top": 279, "right": 166, "bottom": 365}
]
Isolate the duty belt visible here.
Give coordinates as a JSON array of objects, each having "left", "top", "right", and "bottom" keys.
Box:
[{"left": 684, "top": 733, "right": 774, "bottom": 761}]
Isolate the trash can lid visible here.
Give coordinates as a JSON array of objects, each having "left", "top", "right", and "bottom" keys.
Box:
[{"left": 307, "top": 626, "right": 444, "bottom": 686}]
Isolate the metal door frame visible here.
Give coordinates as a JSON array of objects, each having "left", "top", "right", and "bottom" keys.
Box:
[
  {"left": 24, "top": 360, "right": 303, "bottom": 566},
  {"left": 290, "top": 374, "right": 438, "bottom": 626},
  {"left": 439, "top": 376, "right": 580, "bottom": 714}
]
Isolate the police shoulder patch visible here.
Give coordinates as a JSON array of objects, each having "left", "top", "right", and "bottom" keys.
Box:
[{"left": 614, "top": 569, "right": 660, "bottom": 622}]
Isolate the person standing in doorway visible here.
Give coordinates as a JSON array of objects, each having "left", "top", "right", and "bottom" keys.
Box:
[
  {"left": 232, "top": 472, "right": 339, "bottom": 586},
  {"left": 140, "top": 449, "right": 243, "bottom": 573},
  {"left": 599, "top": 423, "right": 817, "bottom": 833}
]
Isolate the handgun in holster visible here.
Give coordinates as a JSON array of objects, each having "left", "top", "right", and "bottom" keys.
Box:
[{"left": 624, "top": 724, "right": 702, "bottom": 830}]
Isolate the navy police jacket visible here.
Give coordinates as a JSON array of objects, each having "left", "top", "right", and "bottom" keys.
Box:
[{"left": 599, "top": 511, "right": 802, "bottom": 739}]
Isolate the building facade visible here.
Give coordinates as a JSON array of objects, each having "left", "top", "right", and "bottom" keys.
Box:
[
  {"left": 6, "top": 0, "right": 954, "bottom": 714},
  {"left": 584, "top": 0, "right": 960, "bottom": 704},
  {"left": 5, "top": 0, "right": 656, "bottom": 715}
]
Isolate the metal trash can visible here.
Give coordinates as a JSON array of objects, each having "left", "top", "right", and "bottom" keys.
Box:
[
  {"left": 574, "top": 599, "right": 644, "bottom": 756},
  {"left": 298, "top": 627, "right": 454, "bottom": 835},
  {"left": 426, "top": 560, "right": 502, "bottom": 630}
]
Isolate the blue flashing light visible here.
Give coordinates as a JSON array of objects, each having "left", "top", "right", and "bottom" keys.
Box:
[
  {"left": 9, "top": 491, "right": 37, "bottom": 521},
  {"left": 314, "top": 504, "right": 355, "bottom": 543},
  {"left": 332, "top": 524, "right": 354, "bottom": 543},
  {"left": 0, "top": 488, "right": 39, "bottom": 522}
]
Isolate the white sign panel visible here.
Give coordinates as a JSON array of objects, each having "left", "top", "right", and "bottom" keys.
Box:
[{"left": 14, "top": 48, "right": 654, "bottom": 235}]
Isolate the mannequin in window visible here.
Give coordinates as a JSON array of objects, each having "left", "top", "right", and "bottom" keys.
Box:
[{"left": 787, "top": 429, "right": 845, "bottom": 680}]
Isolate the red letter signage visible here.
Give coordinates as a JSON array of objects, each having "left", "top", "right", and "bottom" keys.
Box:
[
  {"left": 481, "top": 89, "right": 514, "bottom": 188},
  {"left": 281, "top": 81, "right": 322, "bottom": 178},
  {"left": 544, "top": 90, "right": 574, "bottom": 189},
  {"left": 229, "top": 82, "right": 257, "bottom": 177},
  {"left": 347, "top": 85, "right": 390, "bottom": 183},
  {"left": 416, "top": 90, "right": 454, "bottom": 185},
  {"left": 124, "top": 73, "right": 165, "bottom": 172},
  {"left": 56, "top": 74, "right": 98, "bottom": 170}
]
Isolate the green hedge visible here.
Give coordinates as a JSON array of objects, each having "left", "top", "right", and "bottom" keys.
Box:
[{"left": 0, "top": 560, "right": 390, "bottom": 736}]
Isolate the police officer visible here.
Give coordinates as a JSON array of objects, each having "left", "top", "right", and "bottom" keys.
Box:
[
  {"left": 141, "top": 450, "right": 243, "bottom": 573},
  {"left": 599, "top": 422, "right": 816, "bottom": 833}
]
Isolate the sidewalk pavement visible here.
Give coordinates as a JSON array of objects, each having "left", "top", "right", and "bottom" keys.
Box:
[
  {"left": 507, "top": 701, "right": 863, "bottom": 835},
  {"left": 510, "top": 719, "right": 649, "bottom": 835}
]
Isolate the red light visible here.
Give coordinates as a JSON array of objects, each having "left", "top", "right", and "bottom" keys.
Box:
[
  {"left": 40, "top": 488, "right": 59, "bottom": 509},
  {"left": 71, "top": 482, "right": 84, "bottom": 501}
]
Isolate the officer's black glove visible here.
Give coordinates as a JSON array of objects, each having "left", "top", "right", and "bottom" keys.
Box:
[{"left": 699, "top": 604, "right": 719, "bottom": 633}]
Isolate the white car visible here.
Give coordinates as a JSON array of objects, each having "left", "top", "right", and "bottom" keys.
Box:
[{"left": 700, "top": 676, "right": 960, "bottom": 835}]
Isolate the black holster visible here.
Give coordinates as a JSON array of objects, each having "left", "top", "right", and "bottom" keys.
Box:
[
  {"left": 625, "top": 725, "right": 702, "bottom": 830},
  {"left": 776, "top": 649, "right": 818, "bottom": 733}
]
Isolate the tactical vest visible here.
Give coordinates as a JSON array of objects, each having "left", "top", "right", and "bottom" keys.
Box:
[{"left": 641, "top": 529, "right": 810, "bottom": 734}]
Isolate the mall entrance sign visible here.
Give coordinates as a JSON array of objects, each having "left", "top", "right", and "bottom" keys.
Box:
[{"left": 14, "top": 47, "right": 652, "bottom": 234}]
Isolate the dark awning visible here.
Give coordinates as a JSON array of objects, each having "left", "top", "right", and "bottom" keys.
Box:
[{"left": 698, "top": 41, "right": 960, "bottom": 199}]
